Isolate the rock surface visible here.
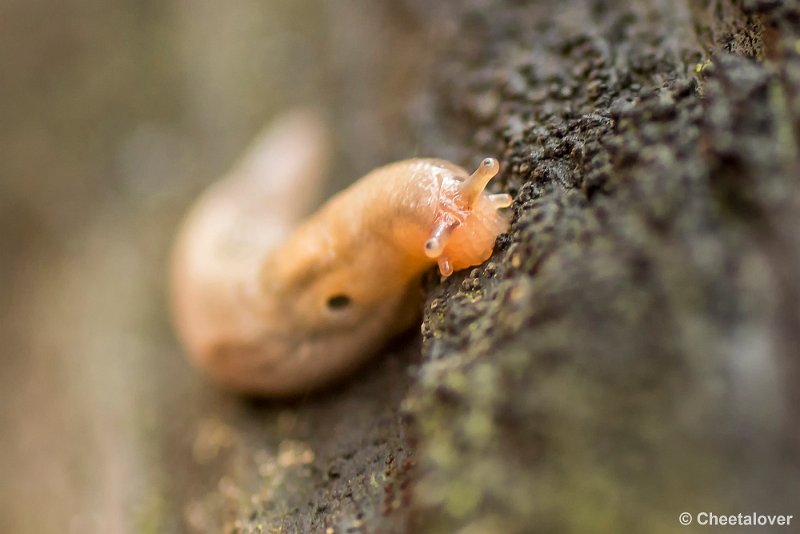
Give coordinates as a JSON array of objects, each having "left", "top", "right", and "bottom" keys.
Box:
[{"left": 405, "top": 1, "right": 800, "bottom": 532}]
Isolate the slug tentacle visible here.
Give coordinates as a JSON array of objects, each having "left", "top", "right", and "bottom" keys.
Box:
[
  {"left": 489, "top": 193, "right": 514, "bottom": 208},
  {"left": 437, "top": 256, "right": 454, "bottom": 277},
  {"left": 424, "top": 216, "right": 457, "bottom": 259},
  {"left": 459, "top": 157, "right": 500, "bottom": 207}
]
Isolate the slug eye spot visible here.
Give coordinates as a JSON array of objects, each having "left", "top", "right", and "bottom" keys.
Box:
[
  {"left": 326, "top": 294, "right": 352, "bottom": 311},
  {"left": 424, "top": 237, "right": 444, "bottom": 258}
]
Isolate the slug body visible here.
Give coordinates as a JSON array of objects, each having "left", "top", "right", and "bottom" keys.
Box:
[{"left": 171, "top": 113, "right": 511, "bottom": 396}]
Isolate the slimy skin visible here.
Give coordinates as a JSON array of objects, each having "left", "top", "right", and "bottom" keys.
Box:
[{"left": 171, "top": 112, "right": 512, "bottom": 396}]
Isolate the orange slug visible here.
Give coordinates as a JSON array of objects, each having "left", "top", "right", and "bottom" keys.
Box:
[{"left": 170, "top": 110, "right": 512, "bottom": 396}]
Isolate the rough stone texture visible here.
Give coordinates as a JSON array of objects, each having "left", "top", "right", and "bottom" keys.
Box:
[
  {"left": 179, "top": 348, "right": 416, "bottom": 534},
  {"left": 403, "top": 0, "right": 800, "bottom": 532}
]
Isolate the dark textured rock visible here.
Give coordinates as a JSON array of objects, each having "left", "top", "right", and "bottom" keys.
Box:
[{"left": 402, "top": 0, "right": 800, "bottom": 532}]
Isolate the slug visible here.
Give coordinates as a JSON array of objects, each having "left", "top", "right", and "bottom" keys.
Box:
[{"left": 171, "top": 111, "right": 512, "bottom": 396}]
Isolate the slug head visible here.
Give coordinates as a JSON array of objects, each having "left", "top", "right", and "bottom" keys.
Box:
[{"left": 423, "top": 158, "right": 512, "bottom": 276}]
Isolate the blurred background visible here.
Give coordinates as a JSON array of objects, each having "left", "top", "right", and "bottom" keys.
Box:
[{"left": 0, "top": 1, "right": 436, "bottom": 531}]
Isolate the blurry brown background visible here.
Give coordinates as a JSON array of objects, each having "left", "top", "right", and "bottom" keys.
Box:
[{"left": 0, "top": 1, "right": 430, "bottom": 531}]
